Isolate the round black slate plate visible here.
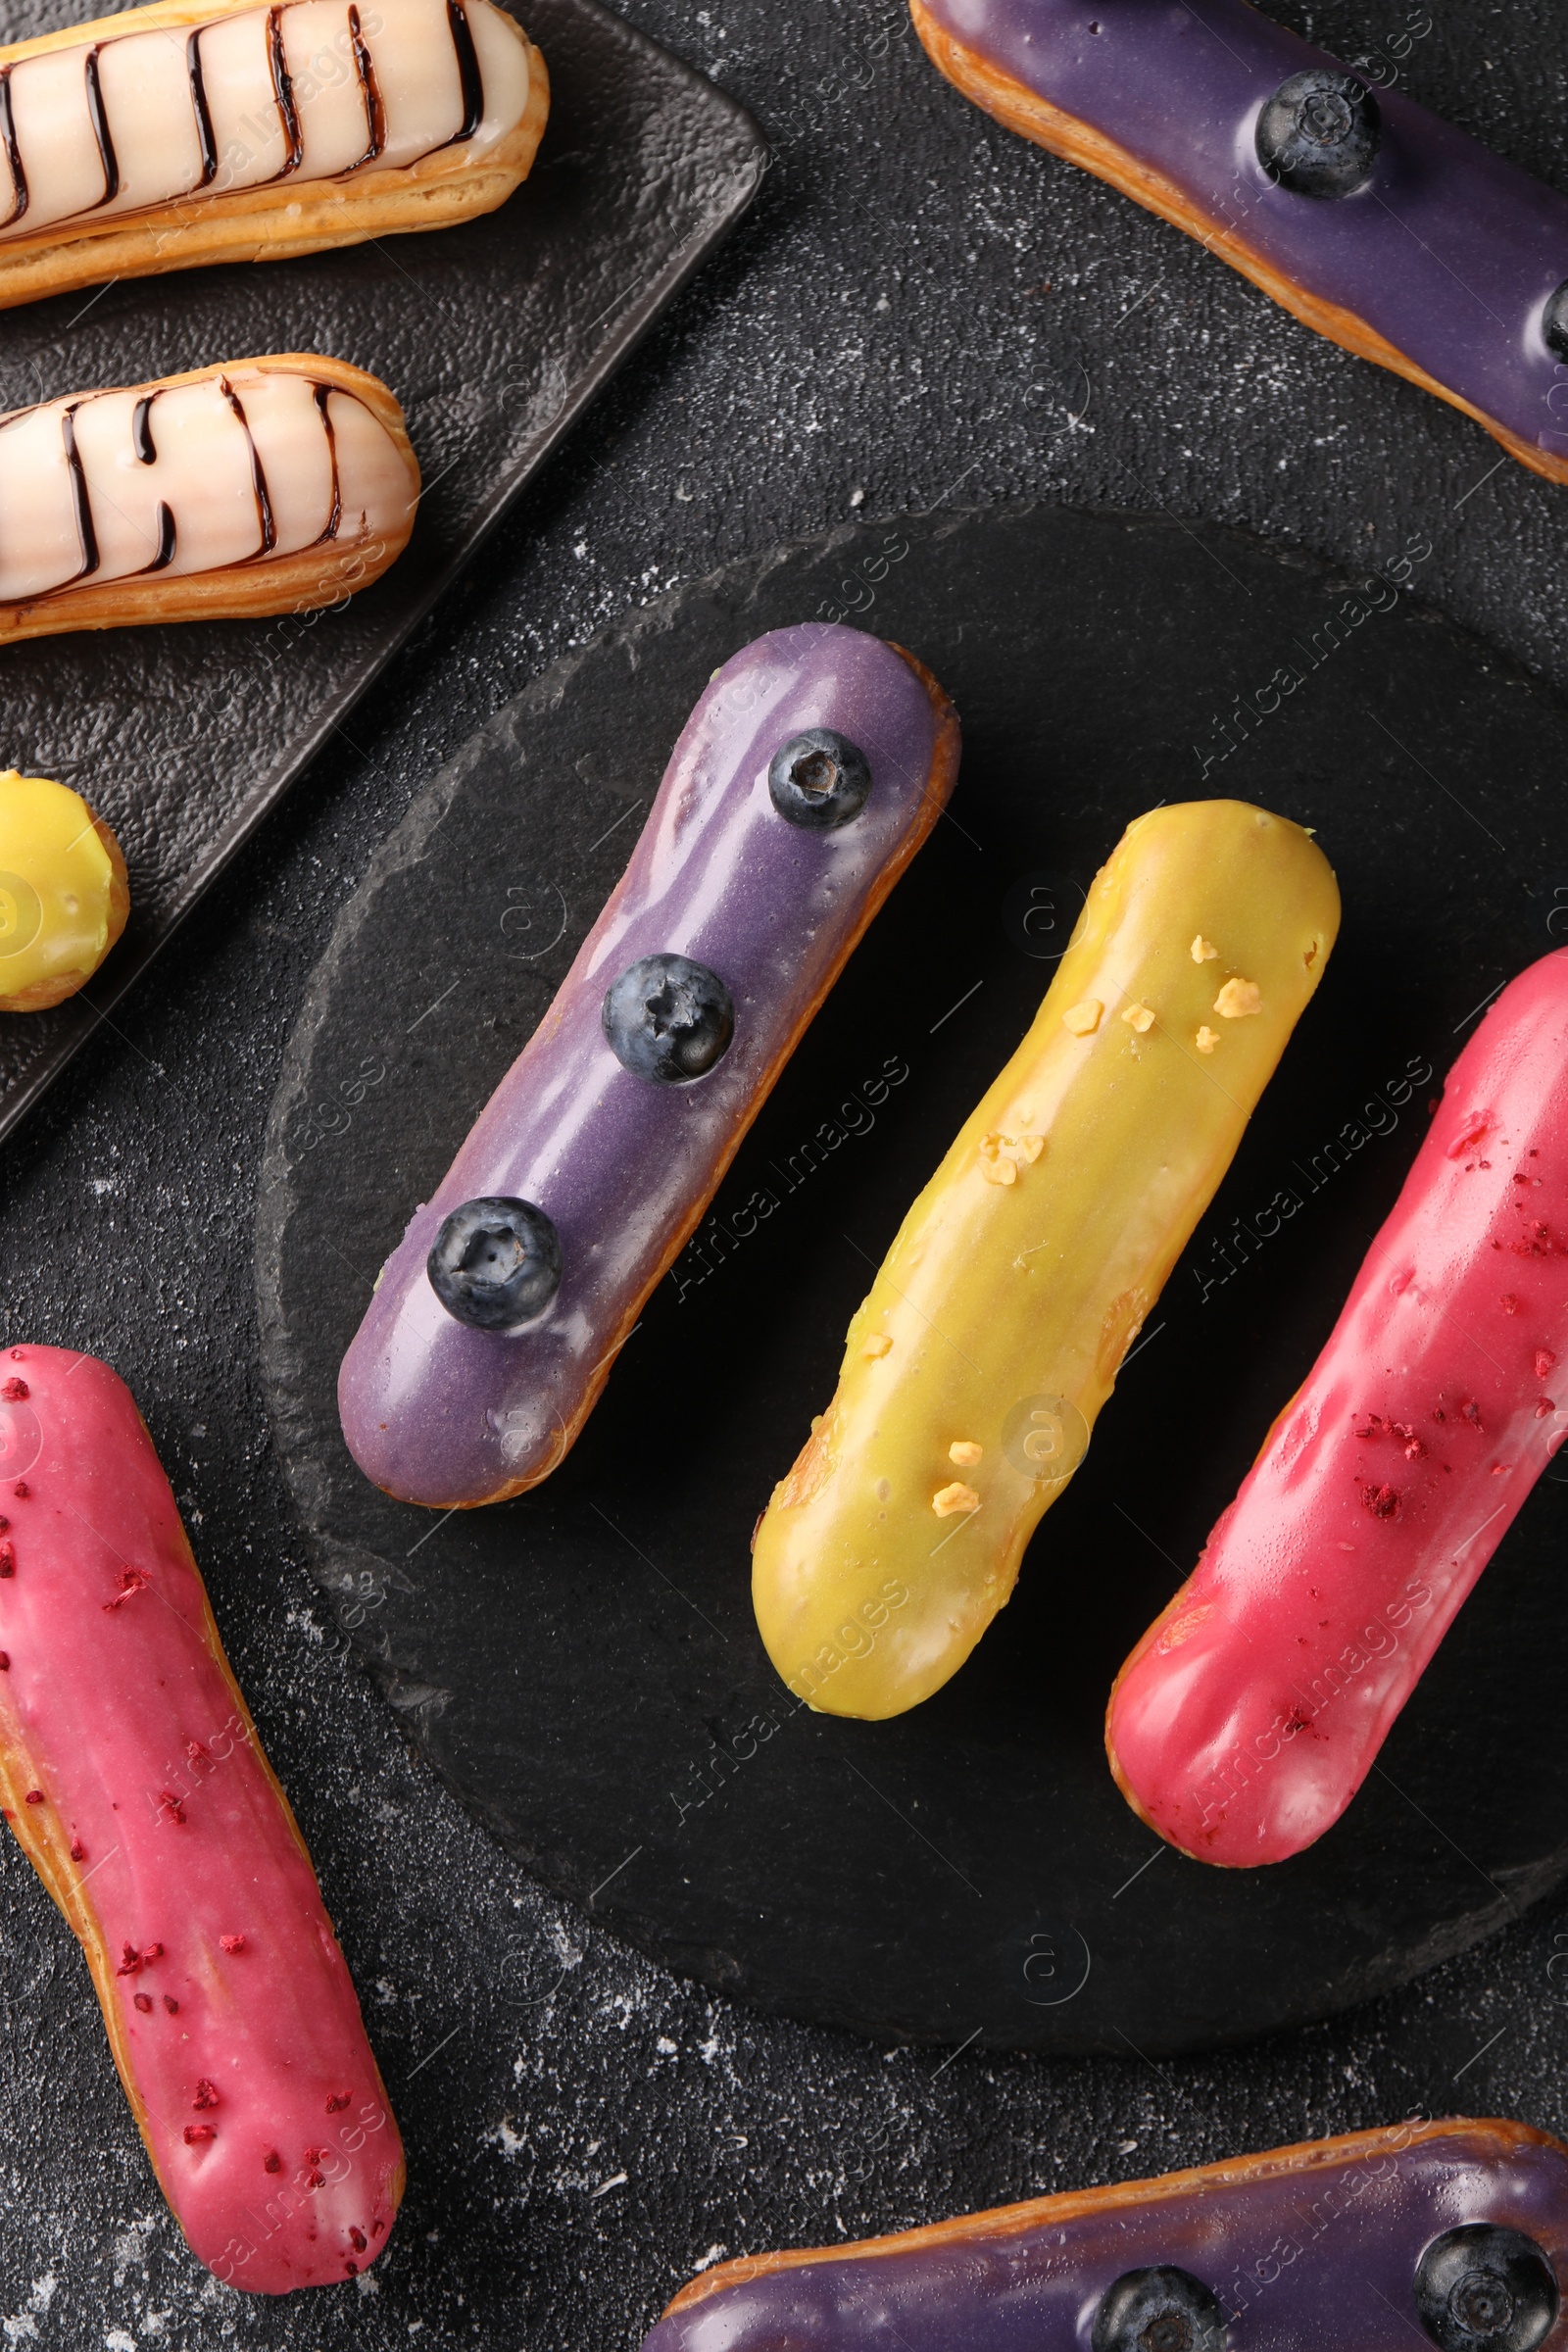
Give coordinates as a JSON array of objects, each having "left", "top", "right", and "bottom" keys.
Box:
[{"left": 257, "top": 502, "right": 1568, "bottom": 2056}]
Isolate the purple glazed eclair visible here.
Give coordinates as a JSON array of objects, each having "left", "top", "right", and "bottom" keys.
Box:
[
  {"left": 911, "top": 0, "right": 1568, "bottom": 486},
  {"left": 647, "top": 2120, "right": 1568, "bottom": 2352},
  {"left": 338, "top": 623, "right": 960, "bottom": 1508}
]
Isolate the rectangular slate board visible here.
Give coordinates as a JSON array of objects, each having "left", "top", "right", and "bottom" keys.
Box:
[{"left": 0, "top": 0, "right": 767, "bottom": 1144}]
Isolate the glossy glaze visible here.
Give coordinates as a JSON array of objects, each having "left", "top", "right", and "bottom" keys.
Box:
[
  {"left": 915, "top": 0, "right": 1568, "bottom": 468},
  {"left": 752, "top": 802, "right": 1339, "bottom": 1719},
  {"left": 1108, "top": 948, "right": 1568, "bottom": 1866},
  {"left": 646, "top": 2121, "right": 1568, "bottom": 2352},
  {"left": 0, "top": 0, "right": 531, "bottom": 240},
  {"left": 0, "top": 769, "right": 126, "bottom": 1009},
  {"left": 338, "top": 622, "right": 959, "bottom": 1508},
  {"left": 0, "top": 1347, "right": 403, "bottom": 2291}
]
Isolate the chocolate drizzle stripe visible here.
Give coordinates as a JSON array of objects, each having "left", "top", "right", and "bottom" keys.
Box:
[
  {"left": 267, "top": 7, "right": 303, "bottom": 178},
  {"left": 442, "top": 0, "right": 484, "bottom": 147},
  {"left": 60, "top": 407, "right": 100, "bottom": 582},
  {"left": 82, "top": 48, "right": 120, "bottom": 210},
  {"left": 186, "top": 28, "right": 219, "bottom": 190},
  {"left": 144, "top": 501, "right": 175, "bottom": 572},
  {"left": 312, "top": 381, "right": 342, "bottom": 542},
  {"left": 130, "top": 392, "right": 159, "bottom": 465},
  {"left": 0, "top": 69, "right": 26, "bottom": 230},
  {"left": 219, "top": 374, "right": 275, "bottom": 558},
  {"left": 347, "top": 5, "right": 385, "bottom": 172}
]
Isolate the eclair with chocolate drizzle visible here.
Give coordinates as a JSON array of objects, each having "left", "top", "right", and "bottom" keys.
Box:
[
  {"left": 0, "top": 0, "right": 546, "bottom": 310},
  {"left": 0, "top": 352, "right": 418, "bottom": 643}
]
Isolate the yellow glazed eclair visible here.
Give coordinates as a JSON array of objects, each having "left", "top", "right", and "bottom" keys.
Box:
[
  {"left": 0, "top": 352, "right": 418, "bottom": 642},
  {"left": 752, "top": 800, "right": 1341, "bottom": 1720},
  {"left": 0, "top": 0, "right": 547, "bottom": 310},
  {"left": 0, "top": 770, "right": 128, "bottom": 1010}
]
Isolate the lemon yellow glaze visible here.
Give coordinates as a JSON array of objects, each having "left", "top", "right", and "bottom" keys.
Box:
[
  {"left": 0, "top": 770, "right": 128, "bottom": 1010},
  {"left": 751, "top": 800, "right": 1341, "bottom": 1719}
]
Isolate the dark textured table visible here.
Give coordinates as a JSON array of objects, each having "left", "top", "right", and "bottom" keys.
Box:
[{"left": 5, "top": 0, "right": 1568, "bottom": 2341}]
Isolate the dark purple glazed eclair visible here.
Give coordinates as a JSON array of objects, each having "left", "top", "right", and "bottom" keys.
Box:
[
  {"left": 338, "top": 622, "right": 960, "bottom": 1508},
  {"left": 646, "top": 2120, "right": 1568, "bottom": 2352},
  {"left": 911, "top": 0, "right": 1568, "bottom": 486}
]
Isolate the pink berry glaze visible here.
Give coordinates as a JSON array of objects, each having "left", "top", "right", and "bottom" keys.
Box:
[
  {"left": 1106, "top": 947, "right": 1568, "bottom": 1867},
  {"left": 0, "top": 1347, "right": 403, "bottom": 2291}
]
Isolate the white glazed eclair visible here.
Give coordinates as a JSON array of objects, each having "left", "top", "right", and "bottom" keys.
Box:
[
  {"left": 0, "top": 0, "right": 547, "bottom": 309},
  {"left": 0, "top": 352, "right": 418, "bottom": 642}
]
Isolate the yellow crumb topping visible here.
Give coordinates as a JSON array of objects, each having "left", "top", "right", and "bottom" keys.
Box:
[{"left": 932, "top": 1482, "right": 980, "bottom": 1518}]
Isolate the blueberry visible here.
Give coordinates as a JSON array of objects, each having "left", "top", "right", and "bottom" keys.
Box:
[
  {"left": 602, "top": 953, "right": 735, "bottom": 1083},
  {"left": 427, "top": 1198, "right": 562, "bottom": 1331},
  {"left": 1092, "top": 2269, "right": 1227, "bottom": 2352},
  {"left": 767, "top": 728, "right": 873, "bottom": 829},
  {"left": 1415, "top": 2228, "right": 1558, "bottom": 2352},
  {"left": 1256, "top": 69, "right": 1381, "bottom": 198},
  {"left": 1544, "top": 280, "right": 1568, "bottom": 364}
]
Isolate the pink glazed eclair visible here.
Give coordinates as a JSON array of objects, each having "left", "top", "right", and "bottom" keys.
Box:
[
  {"left": 0, "top": 1346, "right": 402, "bottom": 2293},
  {"left": 1107, "top": 948, "right": 1568, "bottom": 1865}
]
